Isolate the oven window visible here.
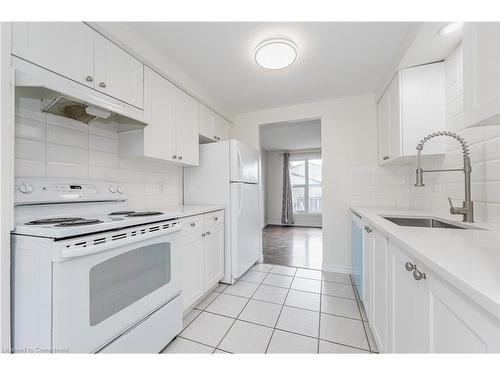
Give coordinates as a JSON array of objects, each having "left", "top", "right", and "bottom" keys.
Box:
[{"left": 89, "top": 243, "right": 171, "bottom": 326}]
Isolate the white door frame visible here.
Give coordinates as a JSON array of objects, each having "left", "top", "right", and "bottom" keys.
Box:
[{"left": 0, "top": 22, "right": 14, "bottom": 352}]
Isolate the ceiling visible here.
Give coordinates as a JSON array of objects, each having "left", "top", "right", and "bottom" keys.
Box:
[
  {"left": 125, "top": 22, "right": 415, "bottom": 114},
  {"left": 260, "top": 119, "right": 321, "bottom": 151}
]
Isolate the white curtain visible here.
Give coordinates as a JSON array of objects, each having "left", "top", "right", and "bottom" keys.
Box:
[{"left": 281, "top": 152, "right": 294, "bottom": 225}]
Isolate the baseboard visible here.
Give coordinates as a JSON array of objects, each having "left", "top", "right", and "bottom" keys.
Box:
[
  {"left": 322, "top": 264, "right": 353, "bottom": 274},
  {"left": 265, "top": 221, "right": 322, "bottom": 228}
]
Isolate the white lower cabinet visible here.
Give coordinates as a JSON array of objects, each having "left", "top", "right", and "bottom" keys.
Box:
[
  {"left": 389, "top": 242, "right": 430, "bottom": 353},
  {"left": 180, "top": 211, "right": 224, "bottom": 312},
  {"left": 371, "top": 229, "right": 389, "bottom": 352},
  {"left": 361, "top": 219, "right": 500, "bottom": 353}
]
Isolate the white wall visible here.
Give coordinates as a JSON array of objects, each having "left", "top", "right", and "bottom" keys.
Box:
[
  {"left": 409, "top": 43, "right": 500, "bottom": 224},
  {"left": 230, "top": 94, "right": 377, "bottom": 273},
  {"left": 14, "top": 96, "right": 182, "bottom": 209},
  {"left": 265, "top": 149, "right": 322, "bottom": 227},
  {"left": 0, "top": 21, "right": 13, "bottom": 352}
]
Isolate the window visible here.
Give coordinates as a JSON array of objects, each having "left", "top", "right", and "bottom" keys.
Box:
[{"left": 290, "top": 157, "right": 322, "bottom": 213}]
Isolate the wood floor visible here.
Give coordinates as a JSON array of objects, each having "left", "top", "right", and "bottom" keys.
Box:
[{"left": 262, "top": 225, "right": 322, "bottom": 270}]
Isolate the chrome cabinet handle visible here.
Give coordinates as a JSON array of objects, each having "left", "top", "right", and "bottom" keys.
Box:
[
  {"left": 172, "top": 155, "right": 177, "bottom": 159},
  {"left": 206, "top": 231, "right": 210, "bottom": 235},
  {"left": 363, "top": 225, "right": 372, "bottom": 233},
  {"left": 405, "top": 262, "right": 416, "bottom": 272},
  {"left": 85, "top": 75, "right": 94, "bottom": 82},
  {"left": 99, "top": 82, "right": 106, "bottom": 88},
  {"left": 383, "top": 156, "right": 390, "bottom": 160},
  {"left": 201, "top": 233, "right": 206, "bottom": 237},
  {"left": 190, "top": 222, "right": 195, "bottom": 227},
  {"left": 413, "top": 269, "right": 426, "bottom": 281}
]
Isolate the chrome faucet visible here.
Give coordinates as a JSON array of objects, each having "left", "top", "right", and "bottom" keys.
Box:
[{"left": 415, "top": 131, "right": 473, "bottom": 223}]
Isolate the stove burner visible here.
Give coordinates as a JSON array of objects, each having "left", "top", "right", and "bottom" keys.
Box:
[
  {"left": 126, "top": 211, "right": 163, "bottom": 217},
  {"left": 26, "top": 217, "right": 86, "bottom": 225},
  {"left": 109, "top": 211, "right": 136, "bottom": 216},
  {"left": 54, "top": 219, "right": 103, "bottom": 227}
]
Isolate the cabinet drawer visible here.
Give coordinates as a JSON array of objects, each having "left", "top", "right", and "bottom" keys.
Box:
[
  {"left": 180, "top": 215, "right": 204, "bottom": 233},
  {"left": 205, "top": 211, "right": 224, "bottom": 227}
]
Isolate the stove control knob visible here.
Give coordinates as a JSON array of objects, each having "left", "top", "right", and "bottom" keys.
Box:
[
  {"left": 19, "top": 182, "right": 33, "bottom": 194},
  {"left": 109, "top": 186, "right": 117, "bottom": 194},
  {"left": 117, "top": 186, "right": 124, "bottom": 194}
]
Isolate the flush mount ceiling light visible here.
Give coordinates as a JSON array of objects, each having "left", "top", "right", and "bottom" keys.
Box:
[
  {"left": 438, "top": 22, "right": 463, "bottom": 36},
  {"left": 254, "top": 37, "right": 298, "bottom": 70}
]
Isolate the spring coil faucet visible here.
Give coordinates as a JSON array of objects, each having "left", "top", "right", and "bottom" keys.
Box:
[{"left": 415, "top": 131, "right": 473, "bottom": 223}]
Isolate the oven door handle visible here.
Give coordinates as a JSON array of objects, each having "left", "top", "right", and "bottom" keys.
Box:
[{"left": 59, "top": 228, "right": 181, "bottom": 259}]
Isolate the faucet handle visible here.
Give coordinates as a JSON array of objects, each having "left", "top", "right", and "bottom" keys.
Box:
[{"left": 448, "top": 197, "right": 459, "bottom": 214}]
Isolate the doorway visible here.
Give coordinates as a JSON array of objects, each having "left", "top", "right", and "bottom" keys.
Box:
[{"left": 259, "top": 119, "right": 322, "bottom": 270}]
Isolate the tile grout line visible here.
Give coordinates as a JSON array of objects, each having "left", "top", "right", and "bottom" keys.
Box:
[
  {"left": 213, "top": 265, "right": 275, "bottom": 352},
  {"left": 264, "top": 266, "right": 297, "bottom": 353},
  {"left": 350, "top": 274, "right": 373, "bottom": 353}
]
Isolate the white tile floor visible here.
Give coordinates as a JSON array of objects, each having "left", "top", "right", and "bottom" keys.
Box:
[{"left": 162, "top": 263, "right": 379, "bottom": 354}]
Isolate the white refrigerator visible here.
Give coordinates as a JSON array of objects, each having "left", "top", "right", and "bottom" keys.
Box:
[{"left": 184, "top": 140, "right": 261, "bottom": 284}]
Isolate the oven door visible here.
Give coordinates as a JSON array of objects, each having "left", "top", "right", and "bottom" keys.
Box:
[{"left": 51, "top": 229, "right": 181, "bottom": 353}]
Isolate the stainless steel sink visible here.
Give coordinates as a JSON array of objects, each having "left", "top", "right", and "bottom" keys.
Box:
[{"left": 382, "top": 216, "right": 470, "bottom": 229}]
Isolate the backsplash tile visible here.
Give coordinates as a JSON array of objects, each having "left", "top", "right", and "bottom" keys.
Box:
[{"left": 14, "top": 96, "right": 182, "bottom": 210}]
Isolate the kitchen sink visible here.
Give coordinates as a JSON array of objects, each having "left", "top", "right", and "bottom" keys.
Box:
[{"left": 381, "top": 216, "right": 471, "bottom": 229}]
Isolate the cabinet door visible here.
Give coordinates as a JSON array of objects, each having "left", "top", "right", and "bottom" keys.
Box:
[
  {"left": 213, "top": 115, "right": 229, "bottom": 141},
  {"left": 203, "top": 218, "right": 224, "bottom": 289},
  {"left": 389, "top": 242, "right": 429, "bottom": 353},
  {"left": 181, "top": 233, "right": 205, "bottom": 312},
  {"left": 371, "top": 229, "right": 389, "bottom": 352},
  {"left": 377, "top": 90, "right": 391, "bottom": 164},
  {"left": 198, "top": 104, "right": 214, "bottom": 140},
  {"left": 171, "top": 86, "right": 199, "bottom": 165},
  {"left": 428, "top": 273, "right": 500, "bottom": 353},
  {"left": 12, "top": 22, "right": 94, "bottom": 87},
  {"left": 362, "top": 222, "right": 373, "bottom": 322},
  {"left": 94, "top": 33, "right": 144, "bottom": 109},
  {"left": 388, "top": 77, "right": 402, "bottom": 159},
  {"left": 142, "top": 67, "right": 175, "bottom": 161},
  {"left": 463, "top": 22, "right": 500, "bottom": 127}
]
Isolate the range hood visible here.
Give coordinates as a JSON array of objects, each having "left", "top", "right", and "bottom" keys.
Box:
[
  {"left": 41, "top": 95, "right": 112, "bottom": 124},
  {"left": 13, "top": 56, "right": 146, "bottom": 130}
]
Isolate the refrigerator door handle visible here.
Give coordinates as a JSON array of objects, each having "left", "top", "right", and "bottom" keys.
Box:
[
  {"left": 238, "top": 184, "right": 243, "bottom": 218},
  {"left": 237, "top": 147, "right": 242, "bottom": 181}
]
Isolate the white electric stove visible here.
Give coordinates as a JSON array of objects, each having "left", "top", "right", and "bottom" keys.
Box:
[{"left": 11, "top": 178, "right": 183, "bottom": 353}]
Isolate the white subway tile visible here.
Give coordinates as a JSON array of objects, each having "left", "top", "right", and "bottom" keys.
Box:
[
  {"left": 15, "top": 159, "right": 45, "bottom": 177},
  {"left": 48, "top": 124, "right": 88, "bottom": 148},
  {"left": 48, "top": 162, "right": 89, "bottom": 179},
  {"left": 48, "top": 143, "right": 88, "bottom": 165},
  {"left": 15, "top": 138, "right": 46, "bottom": 161},
  {"left": 89, "top": 134, "right": 119, "bottom": 153},
  {"left": 89, "top": 150, "right": 119, "bottom": 168}
]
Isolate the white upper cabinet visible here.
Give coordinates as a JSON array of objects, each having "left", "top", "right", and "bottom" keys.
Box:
[
  {"left": 463, "top": 22, "right": 500, "bottom": 127},
  {"left": 12, "top": 22, "right": 144, "bottom": 109},
  {"left": 94, "top": 33, "right": 144, "bottom": 109},
  {"left": 198, "top": 104, "right": 229, "bottom": 143},
  {"left": 377, "top": 62, "right": 446, "bottom": 165},
  {"left": 171, "top": 85, "right": 199, "bottom": 165},
  {"left": 120, "top": 67, "right": 199, "bottom": 166},
  {"left": 141, "top": 66, "right": 175, "bottom": 160},
  {"left": 12, "top": 22, "right": 94, "bottom": 87}
]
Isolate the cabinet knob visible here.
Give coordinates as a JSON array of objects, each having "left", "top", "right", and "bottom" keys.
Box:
[
  {"left": 214, "top": 217, "right": 218, "bottom": 221},
  {"left": 413, "top": 269, "right": 426, "bottom": 281},
  {"left": 405, "top": 262, "right": 415, "bottom": 272},
  {"left": 201, "top": 233, "right": 206, "bottom": 237},
  {"left": 206, "top": 231, "right": 211, "bottom": 236},
  {"left": 172, "top": 155, "right": 177, "bottom": 159},
  {"left": 383, "top": 156, "right": 390, "bottom": 160},
  {"left": 85, "top": 75, "right": 94, "bottom": 82},
  {"left": 363, "top": 225, "right": 372, "bottom": 233},
  {"left": 190, "top": 222, "right": 196, "bottom": 227},
  {"left": 178, "top": 156, "right": 183, "bottom": 160},
  {"left": 99, "top": 82, "right": 106, "bottom": 88}
]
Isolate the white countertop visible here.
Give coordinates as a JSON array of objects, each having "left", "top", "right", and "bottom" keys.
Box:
[{"left": 351, "top": 206, "right": 500, "bottom": 318}]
